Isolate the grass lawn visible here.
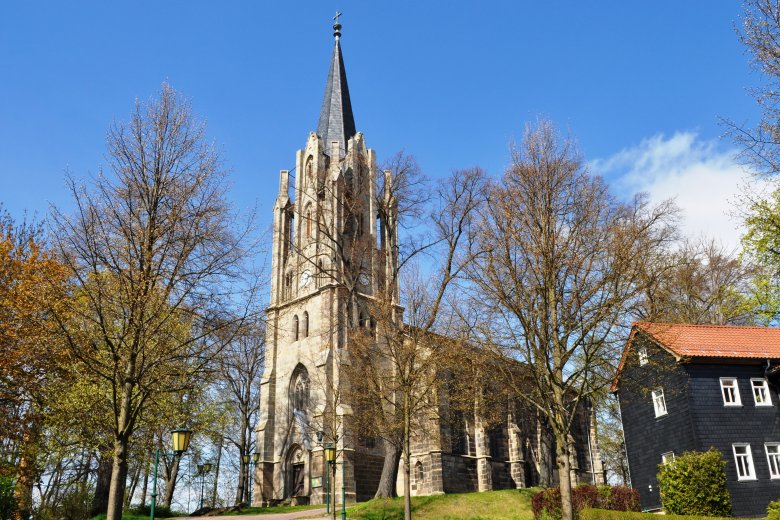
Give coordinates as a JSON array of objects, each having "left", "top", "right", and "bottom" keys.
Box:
[{"left": 347, "top": 488, "right": 538, "bottom": 520}]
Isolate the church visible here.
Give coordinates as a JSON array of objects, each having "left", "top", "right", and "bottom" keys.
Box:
[{"left": 254, "top": 18, "right": 604, "bottom": 506}]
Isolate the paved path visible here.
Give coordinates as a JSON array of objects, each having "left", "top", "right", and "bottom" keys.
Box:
[{"left": 178, "top": 509, "right": 327, "bottom": 520}]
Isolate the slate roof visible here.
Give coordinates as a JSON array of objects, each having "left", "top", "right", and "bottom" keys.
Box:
[
  {"left": 317, "top": 37, "right": 356, "bottom": 157},
  {"left": 612, "top": 322, "right": 780, "bottom": 391}
]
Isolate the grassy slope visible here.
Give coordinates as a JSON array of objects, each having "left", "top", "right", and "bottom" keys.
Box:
[{"left": 347, "top": 488, "right": 538, "bottom": 520}]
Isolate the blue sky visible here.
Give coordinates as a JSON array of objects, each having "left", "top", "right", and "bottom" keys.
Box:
[{"left": 0, "top": 1, "right": 764, "bottom": 247}]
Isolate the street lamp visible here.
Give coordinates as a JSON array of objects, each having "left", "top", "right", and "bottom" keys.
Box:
[
  {"left": 196, "top": 462, "right": 213, "bottom": 510},
  {"left": 240, "top": 453, "right": 261, "bottom": 506},
  {"left": 318, "top": 433, "right": 345, "bottom": 520},
  {"left": 150, "top": 427, "right": 193, "bottom": 520}
]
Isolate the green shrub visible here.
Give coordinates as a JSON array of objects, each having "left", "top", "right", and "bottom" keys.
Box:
[
  {"left": 767, "top": 499, "right": 780, "bottom": 520},
  {"left": 0, "top": 476, "right": 16, "bottom": 520},
  {"left": 580, "top": 508, "right": 733, "bottom": 520},
  {"left": 657, "top": 449, "right": 732, "bottom": 517}
]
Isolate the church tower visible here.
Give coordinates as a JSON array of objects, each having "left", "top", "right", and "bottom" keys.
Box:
[{"left": 255, "top": 17, "right": 398, "bottom": 506}]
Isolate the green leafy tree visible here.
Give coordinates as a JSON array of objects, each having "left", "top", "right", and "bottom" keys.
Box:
[
  {"left": 657, "top": 449, "right": 732, "bottom": 516},
  {"left": 50, "top": 84, "right": 253, "bottom": 520}
]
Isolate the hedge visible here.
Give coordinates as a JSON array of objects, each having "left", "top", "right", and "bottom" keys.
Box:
[
  {"left": 657, "top": 449, "right": 732, "bottom": 517},
  {"left": 532, "top": 485, "right": 640, "bottom": 520},
  {"left": 580, "top": 509, "right": 733, "bottom": 520},
  {"left": 767, "top": 499, "right": 780, "bottom": 520}
]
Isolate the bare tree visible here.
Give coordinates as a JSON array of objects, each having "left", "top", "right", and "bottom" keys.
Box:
[
  {"left": 346, "top": 167, "right": 485, "bottom": 519},
  {"left": 635, "top": 238, "right": 758, "bottom": 325},
  {"left": 218, "top": 323, "right": 265, "bottom": 505},
  {"left": 50, "top": 84, "right": 253, "bottom": 520},
  {"left": 466, "top": 119, "right": 677, "bottom": 520},
  {"left": 727, "top": 0, "right": 780, "bottom": 175}
]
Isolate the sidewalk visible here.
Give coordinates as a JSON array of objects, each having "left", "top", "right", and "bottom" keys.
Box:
[{"left": 177, "top": 509, "right": 327, "bottom": 520}]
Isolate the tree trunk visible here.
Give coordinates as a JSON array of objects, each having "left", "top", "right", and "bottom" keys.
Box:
[
  {"left": 13, "top": 429, "right": 37, "bottom": 520},
  {"left": 126, "top": 458, "right": 143, "bottom": 507},
  {"left": 91, "top": 453, "right": 113, "bottom": 516},
  {"left": 235, "top": 460, "right": 246, "bottom": 505},
  {"left": 374, "top": 441, "right": 400, "bottom": 498},
  {"left": 140, "top": 460, "right": 150, "bottom": 507},
  {"left": 556, "top": 434, "right": 574, "bottom": 520},
  {"left": 163, "top": 455, "right": 181, "bottom": 509},
  {"left": 403, "top": 396, "right": 411, "bottom": 520},
  {"left": 105, "top": 435, "right": 131, "bottom": 520},
  {"left": 211, "top": 438, "right": 223, "bottom": 507}
]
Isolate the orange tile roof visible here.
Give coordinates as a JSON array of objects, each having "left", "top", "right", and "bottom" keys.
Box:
[
  {"left": 634, "top": 322, "right": 780, "bottom": 359},
  {"left": 611, "top": 322, "right": 780, "bottom": 392}
]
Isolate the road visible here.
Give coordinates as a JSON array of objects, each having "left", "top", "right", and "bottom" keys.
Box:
[{"left": 177, "top": 509, "right": 328, "bottom": 520}]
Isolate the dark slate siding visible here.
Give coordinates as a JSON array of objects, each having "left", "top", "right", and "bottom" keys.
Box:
[
  {"left": 686, "top": 362, "right": 780, "bottom": 517},
  {"left": 617, "top": 334, "right": 697, "bottom": 511}
]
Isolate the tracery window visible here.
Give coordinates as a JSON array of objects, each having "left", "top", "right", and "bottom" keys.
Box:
[{"left": 291, "top": 365, "right": 309, "bottom": 415}]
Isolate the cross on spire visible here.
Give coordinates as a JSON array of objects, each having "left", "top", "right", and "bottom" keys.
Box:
[{"left": 333, "top": 11, "right": 342, "bottom": 39}]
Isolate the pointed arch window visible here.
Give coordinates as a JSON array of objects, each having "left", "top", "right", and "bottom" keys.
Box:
[
  {"left": 293, "top": 315, "right": 299, "bottom": 341},
  {"left": 303, "top": 311, "right": 309, "bottom": 338},
  {"left": 305, "top": 204, "right": 312, "bottom": 240},
  {"left": 317, "top": 259, "right": 325, "bottom": 287},
  {"left": 306, "top": 155, "right": 314, "bottom": 178},
  {"left": 290, "top": 365, "right": 310, "bottom": 415}
]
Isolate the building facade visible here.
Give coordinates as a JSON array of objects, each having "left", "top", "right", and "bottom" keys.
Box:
[
  {"left": 254, "top": 20, "right": 603, "bottom": 506},
  {"left": 614, "top": 322, "right": 780, "bottom": 517}
]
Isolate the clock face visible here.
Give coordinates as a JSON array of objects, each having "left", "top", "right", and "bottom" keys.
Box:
[
  {"left": 300, "top": 271, "right": 312, "bottom": 288},
  {"left": 358, "top": 273, "right": 370, "bottom": 287}
]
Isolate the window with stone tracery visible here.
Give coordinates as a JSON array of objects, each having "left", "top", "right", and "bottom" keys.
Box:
[{"left": 291, "top": 366, "right": 309, "bottom": 415}]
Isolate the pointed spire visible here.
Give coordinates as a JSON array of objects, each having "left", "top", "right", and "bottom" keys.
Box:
[{"left": 317, "top": 13, "right": 356, "bottom": 157}]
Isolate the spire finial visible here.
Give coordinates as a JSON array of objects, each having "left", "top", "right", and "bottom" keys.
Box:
[{"left": 333, "top": 11, "right": 342, "bottom": 39}]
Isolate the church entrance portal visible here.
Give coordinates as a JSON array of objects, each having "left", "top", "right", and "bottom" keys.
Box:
[
  {"left": 285, "top": 445, "right": 307, "bottom": 498},
  {"left": 292, "top": 463, "right": 305, "bottom": 496}
]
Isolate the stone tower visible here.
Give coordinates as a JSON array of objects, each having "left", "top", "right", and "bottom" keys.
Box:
[{"left": 255, "top": 18, "right": 398, "bottom": 506}]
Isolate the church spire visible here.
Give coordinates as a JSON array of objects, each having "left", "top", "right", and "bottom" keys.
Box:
[{"left": 317, "top": 12, "right": 356, "bottom": 157}]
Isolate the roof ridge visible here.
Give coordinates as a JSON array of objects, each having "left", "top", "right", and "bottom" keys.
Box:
[{"left": 634, "top": 321, "right": 778, "bottom": 331}]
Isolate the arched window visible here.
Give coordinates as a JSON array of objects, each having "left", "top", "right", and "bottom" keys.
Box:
[
  {"left": 415, "top": 461, "right": 424, "bottom": 484},
  {"left": 305, "top": 155, "right": 313, "bottom": 178},
  {"left": 317, "top": 259, "right": 325, "bottom": 287},
  {"left": 305, "top": 204, "right": 312, "bottom": 239},
  {"left": 293, "top": 315, "right": 299, "bottom": 341},
  {"left": 303, "top": 311, "right": 309, "bottom": 338},
  {"left": 290, "top": 365, "right": 309, "bottom": 415},
  {"left": 285, "top": 272, "right": 293, "bottom": 300}
]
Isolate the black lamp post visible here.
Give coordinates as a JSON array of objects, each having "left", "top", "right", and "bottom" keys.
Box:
[
  {"left": 196, "top": 462, "right": 213, "bottom": 510},
  {"left": 317, "top": 431, "right": 345, "bottom": 520},
  {"left": 240, "top": 453, "right": 261, "bottom": 505},
  {"left": 150, "top": 427, "right": 193, "bottom": 520}
]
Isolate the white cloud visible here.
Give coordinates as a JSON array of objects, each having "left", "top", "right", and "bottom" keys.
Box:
[{"left": 591, "top": 132, "right": 756, "bottom": 250}]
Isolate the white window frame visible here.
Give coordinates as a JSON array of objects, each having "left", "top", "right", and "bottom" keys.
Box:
[
  {"left": 661, "top": 451, "right": 675, "bottom": 465},
  {"left": 766, "top": 443, "right": 780, "bottom": 479},
  {"left": 720, "top": 378, "right": 742, "bottom": 406},
  {"left": 751, "top": 378, "right": 772, "bottom": 406},
  {"left": 652, "top": 388, "right": 667, "bottom": 417},
  {"left": 733, "top": 444, "right": 756, "bottom": 481},
  {"left": 638, "top": 346, "right": 649, "bottom": 366}
]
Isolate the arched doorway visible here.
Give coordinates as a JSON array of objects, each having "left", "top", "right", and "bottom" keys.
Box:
[{"left": 285, "top": 444, "right": 306, "bottom": 498}]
